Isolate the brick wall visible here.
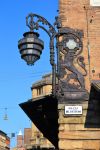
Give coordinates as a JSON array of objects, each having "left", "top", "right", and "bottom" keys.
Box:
[
  {"left": 24, "top": 128, "right": 32, "bottom": 146},
  {"left": 58, "top": 1, "right": 100, "bottom": 149},
  {"left": 17, "top": 135, "right": 23, "bottom": 148},
  {"left": 59, "top": 0, "right": 100, "bottom": 91}
]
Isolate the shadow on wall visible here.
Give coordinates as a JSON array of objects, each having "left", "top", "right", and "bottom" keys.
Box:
[{"left": 85, "top": 84, "right": 100, "bottom": 128}]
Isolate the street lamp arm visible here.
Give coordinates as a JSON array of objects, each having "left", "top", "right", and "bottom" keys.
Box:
[
  {"left": 18, "top": 12, "right": 89, "bottom": 102},
  {"left": 26, "top": 13, "right": 58, "bottom": 96},
  {"left": 26, "top": 13, "right": 56, "bottom": 38},
  {"left": 26, "top": 13, "right": 58, "bottom": 65},
  {"left": 38, "top": 25, "right": 51, "bottom": 37}
]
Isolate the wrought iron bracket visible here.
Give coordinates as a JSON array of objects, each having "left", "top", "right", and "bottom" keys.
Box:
[
  {"left": 56, "top": 27, "right": 89, "bottom": 102},
  {"left": 26, "top": 13, "right": 60, "bottom": 96},
  {"left": 23, "top": 13, "right": 89, "bottom": 101}
]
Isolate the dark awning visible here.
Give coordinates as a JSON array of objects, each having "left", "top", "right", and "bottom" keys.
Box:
[{"left": 19, "top": 95, "right": 58, "bottom": 148}]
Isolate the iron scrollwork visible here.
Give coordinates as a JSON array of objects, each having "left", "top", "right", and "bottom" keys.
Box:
[
  {"left": 56, "top": 28, "right": 89, "bottom": 102},
  {"left": 26, "top": 13, "right": 56, "bottom": 37},
  {"left": 26, "top": 13, "right": 58, "bottom": 96},
  {"left": 25, "top": 14, "right": 89, "bottom": 102},
  {"left": 26, "top": 13, "right": 57, "bottom": 65}
]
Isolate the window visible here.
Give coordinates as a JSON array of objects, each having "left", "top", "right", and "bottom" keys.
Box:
[
  {"left": 90, "top": 0, "right": 100, "bottom": 6},
  {"left": 37, "top": 87, "right": 43, "bottom": 96}
]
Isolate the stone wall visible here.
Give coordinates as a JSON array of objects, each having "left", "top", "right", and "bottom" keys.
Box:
[
  {"left": 58, "top": 1, "right": 100, "bottom": 149},
  {"left": 58, "top": 99, "right": 100, "bottom": 149}
]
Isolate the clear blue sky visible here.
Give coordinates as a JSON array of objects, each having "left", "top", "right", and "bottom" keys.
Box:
[{"left": 0, "top": 0, "right": 58, "bottom": 148}]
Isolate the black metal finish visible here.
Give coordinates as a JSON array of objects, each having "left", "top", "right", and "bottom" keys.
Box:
[
  {"left": 18, "top": 32, "right": 44, "bottom": 65},
  {"left": 26, "top": 13, "right": 57, "bottom": 65},
  {"left": 56, "top": 28, "right": 89, "bottom": 102},
  {"left": 25, "top": 13, "right": 58, "bottom": 96},
  {"left": 18, "top": 13, "right": 90, "bottom": 148},
  {"left": 18, "top": 13, "right": 89, "bottom": 102}
]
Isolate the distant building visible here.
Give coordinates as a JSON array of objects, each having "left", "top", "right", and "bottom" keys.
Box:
[
  {"left": 31, "top": 73, "right": 52, "bottom": 99},
  {"left": 24, "top": 73, "right": 55, "bottom": 150},
  {"left": 11, "top": 130, "right": 26, "bottom": 150},
  {"left": 0, "top": 130, "right": 10, "bottom": 150},
  {"left": 17, "top": 130, "right": 25, "bottom": 150},
  {"left": 24, "top": 128, "right": 32, "bottom": 149},
  {"left": 14, "top": 74, "right": 55, "bottom": 149}
]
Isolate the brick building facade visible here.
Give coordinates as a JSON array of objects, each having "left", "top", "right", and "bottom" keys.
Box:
[
  {"left": 0, "top": 130, "right": 10, "bottom": 150},
  {"left": 59, "top": 0, "right": 100, "bottom": 91},
  {"left": 57, "top": 0, "right": 100, "bottom": 149},
  {"left": 19, "top": 0, "right": 100, "bottom": 150}
]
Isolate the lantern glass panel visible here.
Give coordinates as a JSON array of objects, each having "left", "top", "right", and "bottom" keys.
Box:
[{"left": 66, "top": 39, "right": 77, "bottom": 50}]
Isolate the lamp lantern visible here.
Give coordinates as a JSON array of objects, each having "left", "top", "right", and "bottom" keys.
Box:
[{"left": 18, "top": 31, "right": 44, "bottom": 65}]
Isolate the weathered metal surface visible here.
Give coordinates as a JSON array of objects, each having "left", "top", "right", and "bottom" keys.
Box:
[
  {"left": 18, "top": 32, "right": 44, "bottom": 65},
  {"left": 18, "top": 13, "right": 89, "bottom": 102},
  {"left": 56, "top": 28, "right": 89, "bottom": 102}
]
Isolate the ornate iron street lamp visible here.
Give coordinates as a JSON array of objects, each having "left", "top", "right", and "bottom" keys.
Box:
[
  {"left": 18, "top": 13, "right": 89, "bottom": 102},
  {"left": 18, "top": 13, "right": 89, "bottom": 149}
]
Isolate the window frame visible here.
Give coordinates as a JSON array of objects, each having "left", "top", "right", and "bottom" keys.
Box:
[{"left": 90, "top": 0, "right": 100, "bottom": 6}]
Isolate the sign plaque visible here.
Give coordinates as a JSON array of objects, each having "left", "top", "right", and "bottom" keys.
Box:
[{"left": 64, "top": 105, "right": 82, "bottom": 115}]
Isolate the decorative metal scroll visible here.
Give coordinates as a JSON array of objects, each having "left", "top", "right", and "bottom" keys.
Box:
[
  {"left": 26, "top": 13, "right": 58, "bottom": 96},
  {"left": 26, "top": 13, "right": 56, "bottom": 38},
  {"left": 56, "top": 28, "right": 89, "bottom": 101},
  {"left": 25, "top": 13, "right": 89, "bottom": 101}
]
